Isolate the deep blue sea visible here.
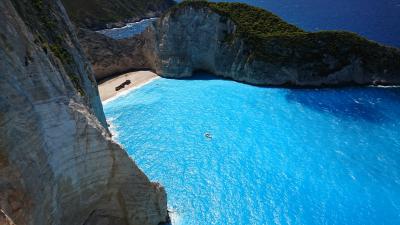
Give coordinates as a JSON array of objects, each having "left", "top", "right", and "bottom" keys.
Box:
[{"left": 104, "top": 76, "right": 400, "bottom": 225}]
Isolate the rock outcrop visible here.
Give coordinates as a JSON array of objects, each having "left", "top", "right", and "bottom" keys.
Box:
[
  {"left": 145, "top": 2, "right": 400, "bottom": 86},
  {"left": 0, "top": 0, "right": 168, "bottom": 224},
  {"left": 77, "top": 29, "right": 150, "bottom": 80}
]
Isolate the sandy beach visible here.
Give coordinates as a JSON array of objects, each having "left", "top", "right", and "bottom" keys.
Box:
[{"left": 98, "top": 70, "right": 159, "bottom": 102}]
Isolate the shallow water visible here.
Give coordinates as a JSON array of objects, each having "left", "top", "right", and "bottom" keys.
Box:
[{"left": 104, "top": 75, "right": 400, "bottom": 225}]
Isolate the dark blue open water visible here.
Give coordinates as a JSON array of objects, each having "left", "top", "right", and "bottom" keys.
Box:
[{"left": 104, "top": 76, "right": 400, "bottom": 225}]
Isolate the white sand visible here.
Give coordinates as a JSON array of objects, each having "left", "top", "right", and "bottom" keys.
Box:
[{"left": 98, "top": 71, "right": 160, "bottom": 103}]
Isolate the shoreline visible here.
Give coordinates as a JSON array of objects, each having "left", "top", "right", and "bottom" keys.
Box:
[
  {"left": 97, "top": 71, "right": 400, "bottom": 104},
  {"left": 98, "top": 70, "right": 160, "bottom": 104}
]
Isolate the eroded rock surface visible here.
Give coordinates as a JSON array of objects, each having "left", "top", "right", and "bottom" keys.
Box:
[
  {"left": 0, "top": 0, "right": 168, "bottom": 224},
  {"left": 77, "top": 29, "right": 150, "bottom": 80}
]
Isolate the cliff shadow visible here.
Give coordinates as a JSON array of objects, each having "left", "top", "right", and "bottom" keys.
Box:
[
  {"left": 178, "top": 71, "right": 225, "bottom": 81},
  {"left": 285, "top": 87, "right": 400, "bottom": 123}
]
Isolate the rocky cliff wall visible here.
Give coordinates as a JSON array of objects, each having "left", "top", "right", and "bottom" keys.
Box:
[
  {"left": 77, "top": 29, "right": 150, "bottom": 80},
  {"left": 0, "top": 0, "right": 168, "bottom": 224},
  {"left": 79, "top": 2, "right": 400, "bottom": 86},
  {"left": 146, "top": 3, "right": 400, "bottom": 86}
]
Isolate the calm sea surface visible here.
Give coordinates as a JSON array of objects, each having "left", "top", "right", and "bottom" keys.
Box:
[{"left": 104, "top": 76, "right": 400, "bottom": 224}]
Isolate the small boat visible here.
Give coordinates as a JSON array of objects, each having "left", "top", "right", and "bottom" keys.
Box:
[{"left": 204, "top": 132, "right": 212, "bottom": 139}]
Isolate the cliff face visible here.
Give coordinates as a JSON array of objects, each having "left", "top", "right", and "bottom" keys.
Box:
[
  {"left": 66, "top": 0, "right": 175, "bottom": 81},
  {"left": 0, "top": 0, "right": 168, "bottom": 224},
  {"left": 61, "top": 0, "right": 175, "bottom": 30},
  {"left": 146, "top": 2, "right": 400, "bottom": 86},
  {"left": 77, "top": 29, "right": 150, "bottom": 80}
]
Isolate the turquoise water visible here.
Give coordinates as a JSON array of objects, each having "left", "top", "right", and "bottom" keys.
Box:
[{"left": 104, "top": 75, "right": 400, "bottom": 225}]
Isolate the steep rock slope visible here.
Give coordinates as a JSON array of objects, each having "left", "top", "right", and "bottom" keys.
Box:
[
  {"left": 0, "top": 0, "right": 168, "bottom": 224},
  {"left": 61, "top": 0, "right": 175, "bottom": 29},
  {"left": 77, "top": 29, "right": 150, "bottom": 80},
  {"left": 146, "top": 2, "right": 400, "bottom": 86}
]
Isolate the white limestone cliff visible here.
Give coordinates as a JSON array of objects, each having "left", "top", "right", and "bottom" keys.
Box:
[
  {"left": 0, "top": 0, "right": 168, "bottom": 224},
  {"left": 145, "top": 3, "right": 400, "bottom": 86}
]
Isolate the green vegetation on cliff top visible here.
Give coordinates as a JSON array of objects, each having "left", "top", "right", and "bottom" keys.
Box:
[
  {"left": 61, "top": 0, "right": 175, "bottom": 29},
  {"left": 172, "top": 1, "right": 303, "bottom": 38},
  {"left": 171, "top": 1, "right": 400, "bottom": 75},
  {"left": 202, "top": 2, "right": 301, "bottom": 35}
]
